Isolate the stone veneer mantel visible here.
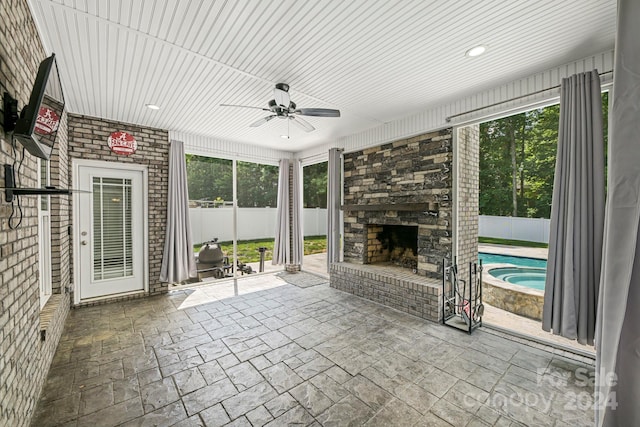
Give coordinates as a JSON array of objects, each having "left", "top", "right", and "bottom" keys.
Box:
[{"left": 341, "top": 203, "right": 435, "bottom": 211}]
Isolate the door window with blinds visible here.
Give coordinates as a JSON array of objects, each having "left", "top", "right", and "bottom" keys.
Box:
[{"left": 92, "top": 177, "right": 134, "bottom": 280}]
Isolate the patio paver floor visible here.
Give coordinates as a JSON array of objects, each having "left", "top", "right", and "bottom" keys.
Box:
[{"left": 33, "top": 272, "right": 594, "bottom": 426}]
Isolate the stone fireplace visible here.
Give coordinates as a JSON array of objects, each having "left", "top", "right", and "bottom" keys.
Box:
[
  {"left": 330, "top": 128, "right": 455, "bottom": 322},
  {"left": 340, "top": 128, "right": 453, "bottom": 278}
]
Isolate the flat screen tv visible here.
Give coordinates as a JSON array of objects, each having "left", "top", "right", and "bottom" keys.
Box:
[{"left": 14, "top": 53, "right": 65, "bottom": 160}]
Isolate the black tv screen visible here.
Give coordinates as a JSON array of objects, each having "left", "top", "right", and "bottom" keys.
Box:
[{"left": 14, "top": 54, "right": 65, "bottom": 160}]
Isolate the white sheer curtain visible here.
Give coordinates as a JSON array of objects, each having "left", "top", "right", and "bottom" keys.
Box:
[
  {"left": 327, "top": 148, "right": 342, "bottom": 271},
  {"left": 596, "top": 0, "right": 640, "bottom": 424},
  {"left": 160, "top": 140, "right": 197, "bottom": 283},
  {"left": 272, "top": 159, "right": 290, "bottom": 265},
  {"left": 542, "top": 70, "right": 605, "bottom": 345}
]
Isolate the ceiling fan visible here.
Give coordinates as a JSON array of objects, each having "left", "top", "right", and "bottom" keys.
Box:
[{"left": 220, "top": 83, "right": 340, "bottom": 133}]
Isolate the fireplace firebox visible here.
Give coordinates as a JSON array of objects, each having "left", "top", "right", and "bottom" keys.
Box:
[{"left": 366, "top": 224, "right": 418, "bottom": 270}]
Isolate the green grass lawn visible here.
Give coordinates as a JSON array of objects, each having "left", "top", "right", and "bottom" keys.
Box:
[
  {"left": 479, "top": 236, "right": 548, "bottom": 248},
  {"left": 194, "top": 235, "right": 327, "bottom": 263}
]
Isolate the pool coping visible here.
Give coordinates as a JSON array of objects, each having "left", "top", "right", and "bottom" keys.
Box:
[
  {"left": 482, "top": 263, "right": 545, "bottom": 297},
  {"left": 479, "top": 243, "right": 548, "bottom": 261},
  {"left": 482, "top": 262, "right": 544, "bottom": 321}
]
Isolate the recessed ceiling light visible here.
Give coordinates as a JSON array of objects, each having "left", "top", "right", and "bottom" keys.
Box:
[
  {"left": 280, "top": 135, "right": 290, "bottom": 139},
  {"left": 145, "top": 104, "right": 160, "bottom": 110},
  {"left": 465, "top": 45, "right": 487, "bottom": 57}
]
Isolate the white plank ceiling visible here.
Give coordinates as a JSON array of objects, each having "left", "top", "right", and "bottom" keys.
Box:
[{"left": 29, "top": 0, "right": 617, "bottom": 151}]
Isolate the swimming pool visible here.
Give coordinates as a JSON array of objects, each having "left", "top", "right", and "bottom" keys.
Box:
[
  {"left": 478, "top": 252, "right": 547, "bottom": 291},
  {"left": 479, "top": 252, "right": 547, "bottom": 320}
]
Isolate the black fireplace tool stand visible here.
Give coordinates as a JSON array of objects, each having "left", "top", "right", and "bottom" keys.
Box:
[{"left": 441, "top": 258, "right": 483, "bottom": 334}]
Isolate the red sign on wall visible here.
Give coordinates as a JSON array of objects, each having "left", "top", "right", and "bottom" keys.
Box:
[
  {"left": 35, "top": 107, "right": 60, "bottom": 135},
  {"left": 108, "top": 131, "right": 137, "bottom": 155}
]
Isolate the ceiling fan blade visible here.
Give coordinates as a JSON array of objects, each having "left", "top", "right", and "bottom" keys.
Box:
[
  {"left": 249, "top": 115, "right": 276, "bottom": 127},
  {"left": 220, "top": 103, "right": 270, "bottom": 111},
  {"left": 290, "top": 116, "right": 315, "bottom": 132},
  {"left": 294, "top": 108, "right": 341, "bottom": 117}
]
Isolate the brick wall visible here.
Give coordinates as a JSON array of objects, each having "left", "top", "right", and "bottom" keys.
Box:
[
  {"left": 0, "top": 0, "right": 70, "bottom": 425},
  {"left": 342, "top": 128, "right": 453, "bottom": 278},
  {"left": 285, "top": 160, "right": 301, "bottom": 272},
  {"left": 456, "top": 125, "right": 479, "bottom": 282},
  {"left": 67, "top": 114, "right": 170, "bottom": 297}
]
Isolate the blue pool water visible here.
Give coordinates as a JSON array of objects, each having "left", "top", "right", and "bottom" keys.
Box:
[{"left": 478, "top": 252, "right": 547, "bottom": 290}]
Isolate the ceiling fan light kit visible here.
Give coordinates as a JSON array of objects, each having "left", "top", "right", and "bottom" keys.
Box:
[{"left": 221, "top": 83, "right": 340, "bottom": 133}]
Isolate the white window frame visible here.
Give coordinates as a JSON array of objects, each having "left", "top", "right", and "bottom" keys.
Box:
[{"left": 38, "top": 159, "right": 52, "bottom": 308}]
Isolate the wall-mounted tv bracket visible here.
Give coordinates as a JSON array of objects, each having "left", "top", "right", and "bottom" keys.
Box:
[
  {"left": 3, "top": 162, "right": 79, "bottom": 201},
  {"left": 3, "top": 92, "right": 19, "bottom": 132}
]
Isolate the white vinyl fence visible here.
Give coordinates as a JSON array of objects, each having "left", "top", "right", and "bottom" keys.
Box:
[
  {"left": 303, "top": 208, "right": 327, "bottom": 237},
  {"left": 191, "top": 211, "right": 546, "bottom": 245},
  {"left": 190, "top": 207, "right": 327, "bottom": 244},
  {"left": 479, "top": 215, "right": 550, "bottom": 243}
]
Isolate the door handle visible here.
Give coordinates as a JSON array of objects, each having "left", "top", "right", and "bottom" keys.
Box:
[{"left": 81, "top": 240, "right": 88, "bottom": 246}]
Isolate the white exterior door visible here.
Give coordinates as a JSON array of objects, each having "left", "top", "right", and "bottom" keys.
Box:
[{"left": 76, "top": 163, "right": 146, "bottom": 300}]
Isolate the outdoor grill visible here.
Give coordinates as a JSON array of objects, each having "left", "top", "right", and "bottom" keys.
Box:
[
  {"left": 196, "top": 238, "right": 229, "bottom": 279},
  {"left": 195, "top": 238, "right": 255, "bottom": 279}
]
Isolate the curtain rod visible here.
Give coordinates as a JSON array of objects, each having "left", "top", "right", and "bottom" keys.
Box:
[{"left": 445, "top": 70, "right": 613, "bottom": 123}]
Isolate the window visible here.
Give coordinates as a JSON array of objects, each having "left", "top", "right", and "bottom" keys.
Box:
[
  {"left": 303, "top": 161, "right": 327, "bottom": 208},
  {"left": 38, "top": 159, "right": 52, "bottom": 308},
  {"left": 92, "top": 177, "right": 134, "bottom": 280},
  {"left": 479, "top": 92, "right": 608, "bottom": 218},
  {"left": 186, "top": 154, "right": 280, "bottom": 275},
  {"left": 237, "top": 161, "right": 278, "bottom": 207},
  {"left": 186, "top": 155, "right": 232, "bottom": 208}
]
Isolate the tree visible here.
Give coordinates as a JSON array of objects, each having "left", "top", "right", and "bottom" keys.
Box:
[
  {"left": 479, "top": 115, "right": 523, "bottom": 216},
  {"left": 303, "top": 162, "right": 327, "bottom": 208},
  {"left": 185, "top": 156, "right": 279, "bottom": 207},
  {"left": 479, "top": 92, "right": 609, "bottom": 219},
  {"left": 524, "top": 105, "right": 559, "bottom": 218},
  {"left": 509, "top": 118, "right": 518, "bottom": 216},
  {"left": 185, "top": 155, "right": 232, "bottom": 204},
  {"left": 237, "top": 161, "right": 278, "bottom": 207}
]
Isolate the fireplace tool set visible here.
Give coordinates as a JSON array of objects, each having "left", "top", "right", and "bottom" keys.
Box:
[{"left": 442, "top": 258, "right": 484, "bottom": 334}]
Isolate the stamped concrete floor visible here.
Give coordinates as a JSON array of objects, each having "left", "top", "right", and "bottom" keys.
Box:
[{"left": 33, "top": 272, "right": 594, "bottom": 426}]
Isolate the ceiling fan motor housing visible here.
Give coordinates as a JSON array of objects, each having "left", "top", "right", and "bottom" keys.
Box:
[
  {"left": 273, "top": 83, "right": 291, "bottom": 108},
  {"left": 268, "top": 98, "right": 296, "bottom": 117}
]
